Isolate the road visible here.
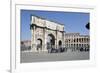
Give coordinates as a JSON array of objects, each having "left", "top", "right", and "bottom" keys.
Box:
[{"left": 21, "top": 50, "right": 89, "bottom": 63}]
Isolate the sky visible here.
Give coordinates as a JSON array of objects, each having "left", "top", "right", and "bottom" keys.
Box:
[{"left": 21, "top": 10, "right": 90, "bottom": 41}]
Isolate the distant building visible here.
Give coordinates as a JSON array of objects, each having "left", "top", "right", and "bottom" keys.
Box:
[
  {"left": 65, "top": 33, "right": 90, "bottom": 51},
  {"left": 22, "top": 40, "right": 31, "bottom": 47},
  {"left": 21, "top": 40, "right": 31, "bottom": 51}
]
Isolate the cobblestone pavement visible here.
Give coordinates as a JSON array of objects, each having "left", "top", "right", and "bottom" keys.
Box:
[{"left": 21, "top": 50, "right": 89, "bottom": 63}]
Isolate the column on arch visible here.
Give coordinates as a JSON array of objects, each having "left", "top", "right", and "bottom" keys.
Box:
[
  {"left": 55, "top": 28, "right": 58, "bottom": 49},
  {"left": 42, "top": 27, "right": 46, "bottom": 51},
  {"left": 31, "top": 25, "right": 37, "bottom": 52},
  {"left": 62, "top": 26, "right": 65, "bottom": 48}
]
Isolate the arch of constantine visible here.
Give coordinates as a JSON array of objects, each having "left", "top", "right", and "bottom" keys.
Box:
[{"left": 30, "top": 15, "right": 65, "bottom": 52}]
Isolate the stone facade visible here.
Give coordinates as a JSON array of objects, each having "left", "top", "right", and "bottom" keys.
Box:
[
  {"left": 65, "top": 33, "right": 90, "bottom": 51},
  {"left": 30, "top": 15, "right": 65, "bottom": 52}
]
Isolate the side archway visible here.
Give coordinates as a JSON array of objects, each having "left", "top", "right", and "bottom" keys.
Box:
[
  {"left": 37, "top": 38, "right": 42, "bottom": 51},
  {"left": 58, "top": 40, "right": 62, "bottom": 48}
]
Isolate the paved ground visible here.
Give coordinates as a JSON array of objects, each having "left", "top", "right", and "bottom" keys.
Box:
[{"left": 21, "top": 50, "right": 89, "bottom": 63}]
